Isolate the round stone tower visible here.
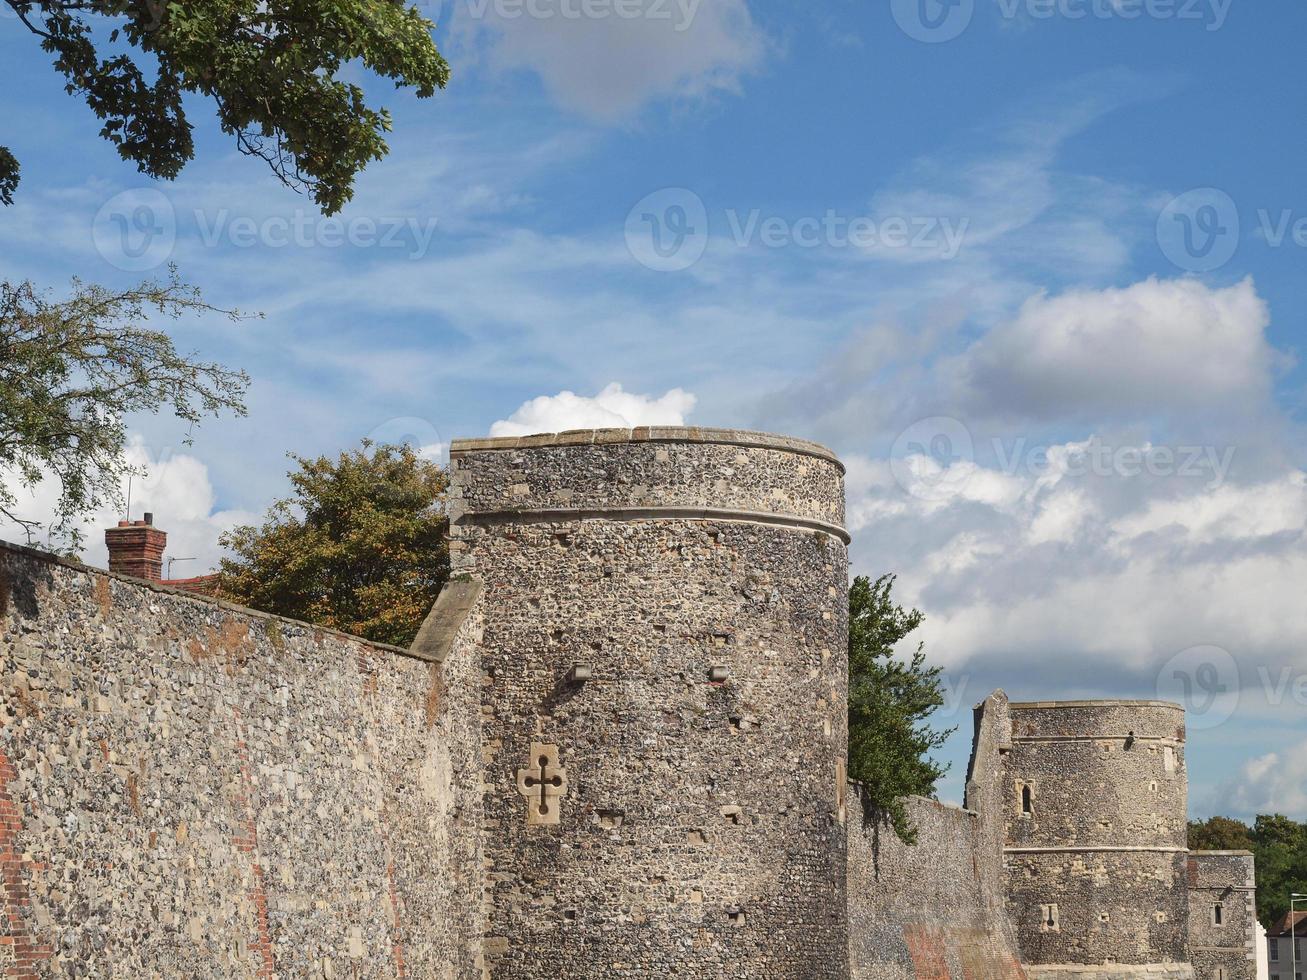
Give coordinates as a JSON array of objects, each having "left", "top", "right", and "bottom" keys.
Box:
[
  {"left": 1001, "top": 700, "right": 1191, "bottom": 980},
  {"left": 448, "top": 427, "right": 850, "bottom": 979}
]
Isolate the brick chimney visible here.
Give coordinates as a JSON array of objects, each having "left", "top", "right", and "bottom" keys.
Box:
[{"left": 104, "top": 513, "right": 167, "bottom": 581}]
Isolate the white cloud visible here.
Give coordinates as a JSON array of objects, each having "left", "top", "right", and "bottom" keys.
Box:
[
  {"left": 488, "top": 382, "right": 696, "bottom": 436},
  {"left": 0, "top": 436, "right": 254, "bottom": 576},
  {"left": 954, "top": 277, "right": 1278, "bottom": 422},
  {"left": 1217, "top": 752, "right": 1307, "bottom": 817},
  {"left": 846, "top": 435, "right": 1307, "bottom": 685},
  {"left": 448, "top": 0, "right": 767, "bottom": 120}
]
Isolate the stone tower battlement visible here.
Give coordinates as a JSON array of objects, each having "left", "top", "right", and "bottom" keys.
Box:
[
  {"left": 1000, "top": 700, "right": 1191, "bottom": 980},
  {"left": 448, "top": 427, "right": 851, "bottom": 978}
]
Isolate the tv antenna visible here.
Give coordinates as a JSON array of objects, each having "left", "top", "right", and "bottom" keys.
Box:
[{"left": 166, "top": 557, "right": 197, "bottom": 579}]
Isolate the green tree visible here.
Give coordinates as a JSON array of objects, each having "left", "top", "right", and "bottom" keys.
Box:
[
  {"left": 0, "top": 270, "right": 248, "bottom": 551},
  {"left": 1189, "top": 815, "right": 1255, "bottom": 852},
  {"left": 847, "top": 573, "right": 955, "bottom": 841},
  {"left": 1253, "top": 814, "right": 1307, "bottom": 927},
  {"left": 219, "top": 441, "right": 449, "bottom": 647},
  {"left": 2, "top": 0, "right": 450, "bottom": 213}
]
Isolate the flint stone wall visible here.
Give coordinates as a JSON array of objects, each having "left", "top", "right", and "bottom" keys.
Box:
[
  {"left": 847, "top": 792, "right": 1026, "bottom": 980},
  {"left": 450, "top": 428, "right": 850, "bottom": 979},
  {"left": 0, "top": 540, "right": 485, "bottom": 979},
  {"left": 1187, "top": 852, "right": 1258, "bottom": 980}
]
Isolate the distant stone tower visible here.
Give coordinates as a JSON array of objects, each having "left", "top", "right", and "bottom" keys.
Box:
[
  {"left": 448, "top": 428, "right": 851, "bottom": 978},
  {"left": 1001, "top": 701, "right": 1192, "bottom": 980}
]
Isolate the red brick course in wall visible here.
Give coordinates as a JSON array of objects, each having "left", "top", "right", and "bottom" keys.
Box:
[
  {"left": 231, "top": 710, "right": 277, "bottom": 979},
  {"left": 905, "top": 925, "right": 952, "bottom": 980},
  {"left": 386, "top": 860, "right": 409, "bottom": 978},
  {"left": 0, "top": 751, "right": 52, "bottom": 980}
]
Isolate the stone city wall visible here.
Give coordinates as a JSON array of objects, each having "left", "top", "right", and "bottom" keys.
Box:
[
  {"left": 847, "top": 792, "right": 1026, "bottom": 980},
  {"left": 0, "top": 540, "right": 485, "bottom": 979}
]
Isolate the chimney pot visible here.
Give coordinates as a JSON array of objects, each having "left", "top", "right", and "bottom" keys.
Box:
[{"left": 143, "top": 512, "right": 153, "bottom": 525}]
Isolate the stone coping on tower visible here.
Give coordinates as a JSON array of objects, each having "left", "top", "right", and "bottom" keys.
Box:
[
  {"left": 449, "top": 426, "right": 845, "bottom": 472},
  {"left": 450, "top": 424, "right": 848, "bottom": 533},
  {"left": 1009, "top": 699, "right": 1185, "bottom": 710},
  {"left": 1189, "top": 850, "right": 1255, "bottom": 856}
]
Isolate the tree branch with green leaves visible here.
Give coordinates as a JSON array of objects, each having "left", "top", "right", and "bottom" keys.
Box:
[
  {"left": 0, "top": 270, "right": 250, "bottom": 552},
  {"left": 1, "top": 0, "right": 450, "bottom": 213},
  {"left": 848, "top": 573, "right": 956, "bottom": 842}
]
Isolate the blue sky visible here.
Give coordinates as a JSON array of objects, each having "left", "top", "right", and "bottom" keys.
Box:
[{"left": 1, "top": 0, "right": 1305, "bottom": 818}]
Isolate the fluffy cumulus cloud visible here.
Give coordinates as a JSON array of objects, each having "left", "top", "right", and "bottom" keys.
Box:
[
  {"left": 448, "top": 0, "right": 767, "bottom": 120},
  {"left": 953, "top": 277, "right": 1278, "bottom": 423},
  {"left": 0, "top": 436, "right": 254, "bottom": 575},
  {"left": 1218, "top": 753, "right": 1307, "bottom": 818},
  {"left": 489, "top": 382, "right": 696, "bottom": 436},
  {"left": 852, "top": 449, "right": 1307, "bottom": 670}
]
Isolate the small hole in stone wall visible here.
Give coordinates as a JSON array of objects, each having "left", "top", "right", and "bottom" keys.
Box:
[
  {"left": 727, "top": 908, "right": 746, "bottom": 928},
  {"left": 563, "top": 909, "right": 577, "bottom": 923},
  {"left": 1099, "top": 912, "right": 1111, "bottom": 924}
]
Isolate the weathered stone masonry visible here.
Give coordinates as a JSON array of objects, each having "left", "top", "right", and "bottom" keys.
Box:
[
  {"left": 0, "top": 425, "right": 1262, "bottom": 979},
  {"left": 449, "top": 428, "right": 852, "bottom": 978},
  {"left": 0, "top": 540, "right": 485, "bottom": 978},
  {"left": 1000, "top": 701, "right": 1192, "bottom": 980},
  {"left": 1187, "top": 852, "right": 1258, "bottom": 980}
]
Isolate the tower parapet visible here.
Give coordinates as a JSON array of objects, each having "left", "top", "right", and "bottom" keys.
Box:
[{"left": 449, "top": 427, "right": 851, "bottom": 978}]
